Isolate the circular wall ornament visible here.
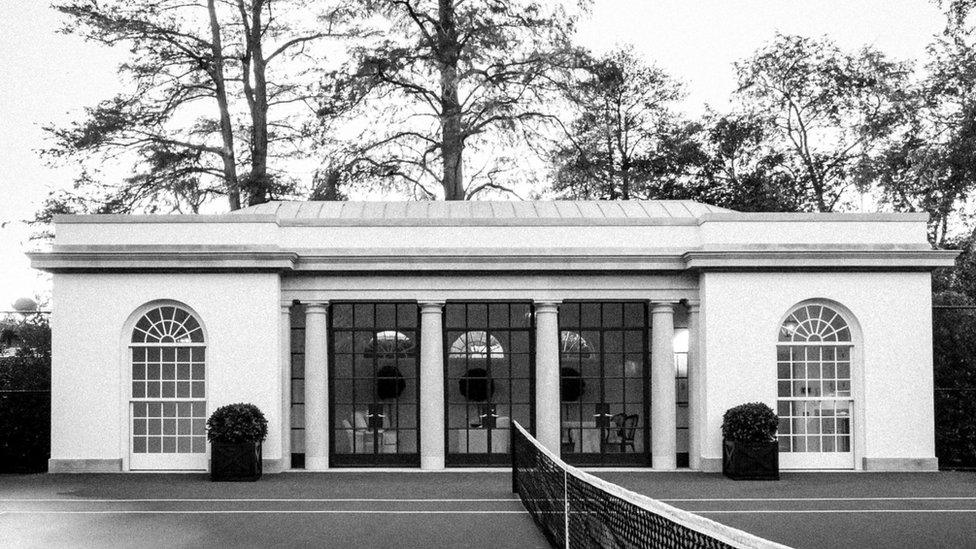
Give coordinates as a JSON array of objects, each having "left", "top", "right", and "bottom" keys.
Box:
[
  {"left": 560, "top": 367, "right": 586, "bottom": 402},
  {"left": 459, "top": 367, "right": 495, "bottom": 402},
  {"left": 375, "top": 365, "right": 407, "bottom": 400}
]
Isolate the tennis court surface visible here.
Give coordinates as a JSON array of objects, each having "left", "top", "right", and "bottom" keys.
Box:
[{"left": 2, "top": 467, "right": 974, "bottom": 548}]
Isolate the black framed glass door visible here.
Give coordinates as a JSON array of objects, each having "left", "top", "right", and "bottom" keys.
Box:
[
  {"left": 329, "top": 302, "right": 420, "bottom": 466},
  {"left": 559, "top": 302, "right": 650, "bottom": 466},
  {"left": 444, "top": 302, "right": 534, "bottom": 466}
]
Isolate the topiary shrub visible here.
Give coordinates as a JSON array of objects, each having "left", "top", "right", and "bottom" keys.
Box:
[
  {"left": 722, "top": 402, "right": 778, "bottom": 443},
  {"left": 206, "top": 403, "right": 268, "bottom": 444}
]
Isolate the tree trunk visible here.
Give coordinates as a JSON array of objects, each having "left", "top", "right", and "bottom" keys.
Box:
[
  {"left": 311, "top": 169, "right": 342, "bottom": 200},
  {"left": 438, "top": 0, "right": 464, "bottom": 200},
  {"left": 207, "top": 0, "right": 241, "bottom": 210},
  {"left": 246, "top": 0, "right": 270, "bottom": 206}
]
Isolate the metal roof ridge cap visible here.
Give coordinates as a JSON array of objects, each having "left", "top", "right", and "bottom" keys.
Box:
[
  {"left": 697, "top": 212, "right": 931, "bottom": 224},
  {"left": 52, "top": 213, "right": 278, "bottom": 224}
]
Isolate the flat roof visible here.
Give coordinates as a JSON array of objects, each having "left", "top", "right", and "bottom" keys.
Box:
[{"left": 230, "top": 200, "right": 736, "bottom": 221}]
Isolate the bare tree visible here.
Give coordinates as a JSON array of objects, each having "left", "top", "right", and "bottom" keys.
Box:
[
  {"left": 323, "top": 0, "right": 585, "bottom": 200},
  {"left": 45, "top": 0, "right": 353, "bottom": 214}
]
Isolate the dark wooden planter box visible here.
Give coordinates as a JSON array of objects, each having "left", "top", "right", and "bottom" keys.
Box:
[
  {"left": 210, "top": 442, "right": 262, "bottom": 482},
  {"left": 723, "top": 439, "right": 779, "bottom": 480}
]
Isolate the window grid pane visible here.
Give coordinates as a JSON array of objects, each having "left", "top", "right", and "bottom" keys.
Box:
[
  {"left": 130, "top": 304, "right": 206, "bottom": 459},
  {"left": 777, "top": 306, "right": 853, "bottom": 454}
]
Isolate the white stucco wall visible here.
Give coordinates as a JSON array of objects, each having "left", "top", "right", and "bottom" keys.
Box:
[
  {"left": 699, "top": 271, "right": 936, "bottom": 471},
  {"left": 50, "top": 272, "right": 282, "bottom": 471}
]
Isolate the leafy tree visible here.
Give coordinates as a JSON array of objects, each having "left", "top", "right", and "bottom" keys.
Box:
[
  {"left": 872, "top": 4, "right": 976, "bottom": 246},
  {"left": 734, "top": 33, "right": 911, "bottom": 212},
  {"left": 546, "top": 47, "right": 702, "bottom": 200},
  {"left": 692, "top": 113, "right": 804, "bottom": 212},
  {"left": 323, "top": 0, "right": 585, "bottom": 200},
  {"left": 44, "top": 0, "right": 352, "bottom": 215}
]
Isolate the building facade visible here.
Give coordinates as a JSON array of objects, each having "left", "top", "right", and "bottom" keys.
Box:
[{"left": 30, "top": 201, "right": 956, "bottom": 473}]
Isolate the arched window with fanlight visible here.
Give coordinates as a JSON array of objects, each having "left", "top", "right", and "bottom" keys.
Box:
[
  {"left": 776, "top": 302, "right": 856, "bottom": 469},
  {"left": 129, "top": 303, "right": 207, "bottom": 471}
]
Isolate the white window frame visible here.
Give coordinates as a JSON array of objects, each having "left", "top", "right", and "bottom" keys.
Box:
[
  {"left": 123, "top": 302, "right": 208, "bottom": 471},
  {"left": 776, "top": 301, "right": 860, "bottom": 470}
]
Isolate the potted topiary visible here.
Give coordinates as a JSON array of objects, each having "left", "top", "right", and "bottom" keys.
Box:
[
  {"left": 721, "top": 402, "right": 779, "bottom": 480},
  {"left": 207, "top": 403, "right": 268, "bottom": 482}
]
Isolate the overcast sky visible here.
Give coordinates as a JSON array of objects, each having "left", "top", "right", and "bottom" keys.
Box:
[{"left": 0, "top": 0, "right": 947, "bottom": 308}]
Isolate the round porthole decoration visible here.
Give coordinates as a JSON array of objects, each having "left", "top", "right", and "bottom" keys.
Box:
[
  {"left": 375, "top": 365, "right": 406, "bottom": 400},
  {"left": 560, "top": 367, "right": 586, "bottom": 402},
  {"left": 459, "top": 368, "right": 495, "bottom": 402}
]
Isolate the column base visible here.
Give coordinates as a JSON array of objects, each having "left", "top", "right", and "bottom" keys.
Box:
[
  {"left": 305, "top": 456, "right": 329, "bottom": 471},
  {"left": 421, "top": 456, "right": 445, "bottom": 470},
  {"left": 652, "top": 455, "right": 677, "bottom": 471}
]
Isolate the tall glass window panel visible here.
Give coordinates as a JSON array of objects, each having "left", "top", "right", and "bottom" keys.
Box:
[
  {"left": 559, "top": 302, "right": 649, "bottom": 466},
  {"left": 330, "top": 302, "right": 419, "bottom": 466},
  {"left": 445, "top": 302, "right": 534, "bottom": 465}
]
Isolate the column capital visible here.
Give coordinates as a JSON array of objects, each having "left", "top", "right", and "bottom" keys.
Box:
[
  {"left": 305, "top": 301, "right": 329, "bottom": 314},
  {"left": 418, "top": 300, "right": 445, "bottom": 313},
  {"left": 281, "top": 301, "right": 294, "bottom": 312},
  {"left": 533, "top": 300, "right": 561, "bottom": 314},
  {"left": 650, "top": 300, "right": 679, "bottom": 314},
  {"left": 683, "top": 299, "right": 701, "bottom": 313}
]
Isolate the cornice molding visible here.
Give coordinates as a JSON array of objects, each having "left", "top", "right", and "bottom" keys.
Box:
[
  {"left": 27, "top": 245, "right": 958, "bottom": 273},
  {"left": 51, "top": 211, "right": 931, "bottom": 226}
]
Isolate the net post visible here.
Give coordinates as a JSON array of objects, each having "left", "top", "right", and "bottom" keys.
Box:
[{"left": 511, "top": 426, "right": 518, "bottom": 494}]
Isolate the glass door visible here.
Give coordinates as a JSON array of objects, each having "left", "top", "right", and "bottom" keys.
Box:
[
  {"left": 776, "top": 303, "right": 856, "bottom": 470},
  {"left": 559, "top": 302, "right": 649, "bottom": 466},
  {"left": 329, "top": 303, "right": 420, "bottom": 466},
  {"left": 445, "top": 302, "right": 534, "bottom": 466}
]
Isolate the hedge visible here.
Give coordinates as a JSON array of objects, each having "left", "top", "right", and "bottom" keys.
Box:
[{"left": 0, "top": 357, "right": 51, "bottom": 473}]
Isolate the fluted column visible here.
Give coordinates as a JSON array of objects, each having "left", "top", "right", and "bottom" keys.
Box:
[
  {"left": 534, "top": 301, "right": 561, "bottom": 455},
  {"left": 419, "top": 301, "right": 445, "bottom": 470},
  {"left": 685, "top": 300, "right": 702, "bottom": 470},
  {"left": 280, "top": 303, "right": 292, "bottom": 470},
  {"left": 651, "top": 301, "right": 677, "bottom": 470},
  {"left": 304, "top": 302, "right": 329, "bottom": 471}
]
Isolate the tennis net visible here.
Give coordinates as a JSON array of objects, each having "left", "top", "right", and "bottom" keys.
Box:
[{"left": 511, "top": 421, "right": 790, "bottom": 549}]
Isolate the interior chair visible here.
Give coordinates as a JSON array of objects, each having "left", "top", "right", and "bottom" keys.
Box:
[
  {"left": 603, "top": 413, "right": 627, "bottom": 449},
  {"left": 618, "top": 414, "right": 639, "bottom": 453}
]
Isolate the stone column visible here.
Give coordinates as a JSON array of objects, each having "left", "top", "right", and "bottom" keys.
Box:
[
  {"left": 534, "top": 301, "right": 561, "bottom": 455},
  {"left": 280, "top": 303, "right": 292, "bottom": 471},
  {"left": 685, "top": 300, "right": 702, "bottom": 470},
  {"left": 419, "top": 301, "right": 445, "bottom": 470},
  {"left": 304, "top": 302, "right": 329, "bottom": 471},
  {"left": 651, "top": 301, "right": 677, "bottom": 470}
]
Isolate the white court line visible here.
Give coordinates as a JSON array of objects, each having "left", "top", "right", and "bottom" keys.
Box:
[
  {"left": 4, "top": 496, "right": 973, "bottom": 503},
  {"left": 0, "top": 510, "right": 527, "bottom": 515},
  {"left": 695, "top": 509, "right": 976, "bottom": 514},
  {"left": 663, "top": 497, "right": 976, "bottom": 502},
  {"left": 0, "top": 498, "right": 521, "bottom": 503}
]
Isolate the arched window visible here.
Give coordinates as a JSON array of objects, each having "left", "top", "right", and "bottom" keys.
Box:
[
  {"left": 779, "top": 304, "right": 851, "bottom": 343},
  {"left": 560, "top": 331, "right": 596, "bottom": 360},
  {"left": 129, "top": 304, "right": 207, "bottom": 469},
  {"left": 449, "top": 331, "right": 505, "bottom": 359},
  {"left": 776, "top": 302, "right": 854, "bottom": 466},
  {"left": 364, "top": 331, "right": 416, "bottom": 358},
  {"left": 132, "top": 305, "right": 203, "bottom": 344}
]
